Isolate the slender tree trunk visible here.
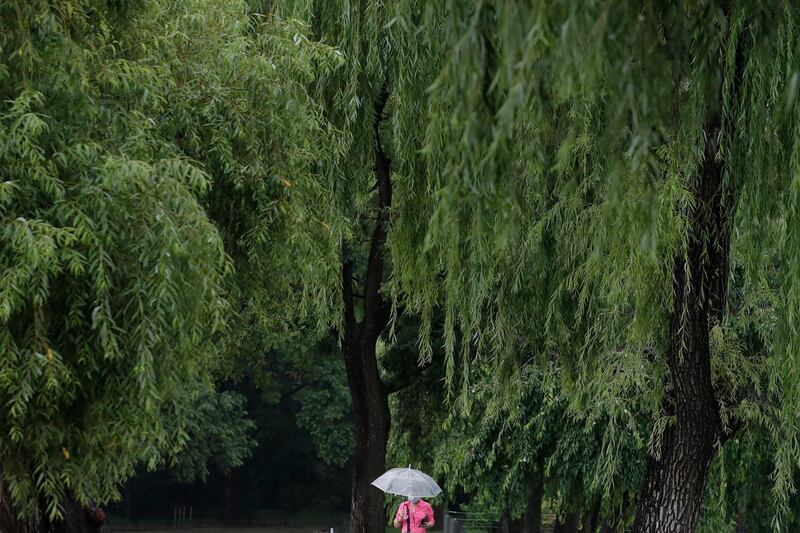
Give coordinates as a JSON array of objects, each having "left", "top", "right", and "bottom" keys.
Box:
[
  {"left": 523, "top": 472, "right": 544, "bottom": 533},
  {"left": 582, "top": 497, "right": 600, "bottom": 533},
  {"left": 554, "top": 512, "right": 580, "bottom": 533},
  {"left": 342, "top": 82, "right": 394, "bottom": 533},
  {"left": 632, "top": 121, "right": 731, "bottom": 532},
  {"left": 500, "top": 506, "right": 512, "bottom": 533},
  {"left": 45, "top": 495, "right": 101, "bottom": 533},
  {"left": 734, "top": 494, "right": 748, "bottom": 533},
  {"left": 0, "top": 481, "right": 25, "bottom": 533},
  {"left": 0, "top": 484, "right": 101, "bottom": 533},
  {"left": 222, "top": 468, "right": 241, "bottom": 524},
  {"left": 123, "top": 480, "right": 134, "bottom": 524},
  {"left": 734, "top": 512, "right": 748, "bottom": 533}
]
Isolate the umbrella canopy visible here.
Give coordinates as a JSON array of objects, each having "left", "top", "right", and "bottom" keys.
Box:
[{"left": 371, "top": 467, "right": 442, "bottom": 499}]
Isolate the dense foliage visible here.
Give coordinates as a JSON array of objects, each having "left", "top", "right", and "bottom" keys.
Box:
[
  {"left": 5, "top": 1, "right": 800, "bottom": 532},
  {"left": 0, "top": 0, "right": 337, "bottom": 526},
  {"left": 381, "top": 2, "right": 800, "bottom": 530}
]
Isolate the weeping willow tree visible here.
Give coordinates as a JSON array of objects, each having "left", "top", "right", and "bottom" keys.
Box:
[
  {"left": 380, "top": 1, "right": 800, "bottom": 532},
  {"left": 260, "top": 2, "right": 448, "bottom": 532},
  {"left": 0, "top": 0, "right": 335, "bottom": 530}
]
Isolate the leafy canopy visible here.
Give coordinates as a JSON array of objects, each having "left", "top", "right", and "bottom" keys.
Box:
[{"left": 0, "top": 0, "right": 337, "bottom": 522}]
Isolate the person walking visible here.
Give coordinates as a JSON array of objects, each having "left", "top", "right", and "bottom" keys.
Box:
[{"left": 393, "top": 497, "right": 435, "bottom": 533}]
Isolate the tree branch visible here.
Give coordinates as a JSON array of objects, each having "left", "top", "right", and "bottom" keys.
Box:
[{"left": 361, "top": 79, "right": 392, "bottom": 343}]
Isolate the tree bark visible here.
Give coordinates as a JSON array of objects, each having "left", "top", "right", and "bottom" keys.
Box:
[
  {"left": 523, "top": 472, "right": 544, "bottom": 533},
  {"left": 631, "top": 121, "right": 731, "bottom": 532},
  {"left": 0, "top": 482, "right": 25, "bottom": 533},
  {"left": 554, "top": 512, "right": 580, "bottom": 533},
  {"left": 582, "top": 497, "right": 600, "bottom": 533},
  {"left": 222, "top": 467, "right": 241, "bottom": 524},
  {"left": 45, "top": 495, "right": 102, "bottom": 533},
  {"left": 734, "top": 511, "right": 748, "bottom": 533},
  {"left": 122, "top": 480, "right": 134, "bottom": 524},
  {"left": 0, "top": 484, "right": 103, "bottom": 533},
  {"left": 342, "top": 82, "right": 394, "bottom": 533},
  {"left": 734, "top": 494, "right": 748, "bottom": 533}
]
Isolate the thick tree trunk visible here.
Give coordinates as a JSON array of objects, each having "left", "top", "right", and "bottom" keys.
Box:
[
  {"left": 523, "top": 473, "right": 544, "bottom": 533},
  {"left": 631, "top": 123, "right": 731, "bottom": 532},
  {"left": 345, "top": 339, "right": 391, "bottom": 533},
  {"left": 342, "top": 82, "right": 394, "bottom": 533}
]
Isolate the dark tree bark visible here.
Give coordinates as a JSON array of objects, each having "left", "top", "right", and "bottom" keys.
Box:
[
  {"left": 44, "top": 495, "right": 103, "bottom": 533},
  {"left": 554, "top": 512, "right": 580, "bottom": 533},
  {"left": 222, "top": 467, "right": 241, "bottom": 524},
  {"left": 122, "top": 480, "right": 134, "bottom": 525},
  {"left": 342, "top": 82, "right": 394, "bottom": 533},
  {"left": 0, "top": 482, "right": 25, "bottom": 533},
  {"left": 582, "top": 497, "right": 600, "bottom": 533},
  {"left": 631, "top": 121, "right": 731, "bottom": 532},
  {"left": 523, "top": 472, "right": 544, "bottom": 533},
  {"left": 734, "top": 511, "right": 748, "bottom": 533},
  {"left": 734, "top": 494, "right": 749, "bottom": 533},
  {"left": 1, "top": 483, "right": 104, "bottom": 533}
]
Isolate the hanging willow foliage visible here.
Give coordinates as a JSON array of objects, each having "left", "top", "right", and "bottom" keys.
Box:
[{"left": 376, "top": 1, "right": 800, "bottom": 528}]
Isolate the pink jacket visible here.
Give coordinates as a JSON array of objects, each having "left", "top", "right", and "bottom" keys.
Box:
[{"left": 394, "top": 500, "right": 435, "bottom": 533}]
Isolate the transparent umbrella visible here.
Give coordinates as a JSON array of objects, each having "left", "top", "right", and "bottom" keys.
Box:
[{"left": 371, "top": 467, "right": 442, "bottom": 499}]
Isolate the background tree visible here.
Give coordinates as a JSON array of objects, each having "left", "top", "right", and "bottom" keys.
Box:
[
  {"left": 264, "top": 2, "right": 450, "bottom": 532},
  {"left": 167, "top": 389, "right": 256, "bottom": 485}
]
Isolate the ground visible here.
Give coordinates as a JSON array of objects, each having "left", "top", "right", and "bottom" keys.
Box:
[{"left": 120, "top": 529, "right": 334, "bottom": 533}]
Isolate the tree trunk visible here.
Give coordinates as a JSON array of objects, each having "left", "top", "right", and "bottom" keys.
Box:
[
  {"left": 0, "top": 482, "right": 25, "bottom": 533},
  {"left": 222, "top": 468, "right": 241, "bottom": 524},
  {"left": 523, "top": 472, "right": 544, "bottom": 533},
  {"left": 345, "top": 338, "right": 391, "bottom": 533},
  {"left": 342, "top": 82, "right": 394, "bottom": 533},
  {"left": 734, "top": 495, "right": 748, "bottom": 533},
  {"left": 554, "top": 512, "right": 580, "bottom": 533},
  {"left": 582, "top": 497, "right": 600, "bottom": 533},
  {"left": 122, "top": 480, "right": 134, "bottom": 524},
  {"left": 734, "top": 511, "right": 747, "bottom": 533},
  {"left": 45, "top": 495, "right": 101, "bottom": 533},
  {"left": 0, "top": 485, "right": 102, "bottom": 533},
  {"left": 631, "top": 121, "right": 731, "bottom": 532},
  {"left": 499, "top": 506, "right": 512, "bottom": 533}
]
